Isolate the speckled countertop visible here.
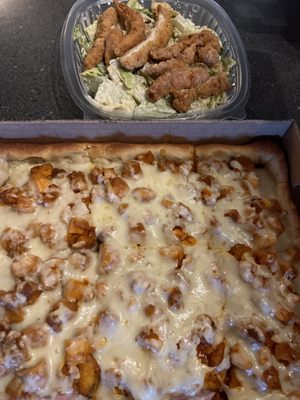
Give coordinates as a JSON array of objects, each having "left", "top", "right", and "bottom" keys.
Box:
[{"left": 0, "top": 0, "right": 299, "bottom": 121}]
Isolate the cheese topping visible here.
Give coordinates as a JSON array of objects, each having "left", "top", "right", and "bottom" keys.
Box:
[{"left": 0, "top": 147, "right": 299, "bottom": 400}]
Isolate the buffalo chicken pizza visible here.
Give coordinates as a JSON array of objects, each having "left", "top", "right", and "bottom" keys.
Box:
[{"left": 0, "top": 142, "right": 299, "bottom": 400}]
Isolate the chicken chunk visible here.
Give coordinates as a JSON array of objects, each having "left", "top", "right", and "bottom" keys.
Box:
[
  {"left": 104, "top": 27, "right": 124, "bottom": 65},
  {"left": 113, "top": 0, "right": 146, "bottom": 56},
  {"left": 0, "top": 227, "right": 27, "bottom": 256},
  {"left": 148, "top": 66, "right": 209, "bottom": 102},
  {"left": 142, "top": 44, "right": 196, "bottom": 78},
  {"left": 119, "top": 4, "right": 173, "bottom": 70},
  {"left": 172, "top": 71, "right": 231, "bottom": 113},
  {"left": 83, "top": 7, "right": 118, "bottom": 70},
  {"left": 0, "top": 186, "right": 36, "bottom": 213},
  {"left": 151, "top": 29, "right": 221, "bottom": 61}
]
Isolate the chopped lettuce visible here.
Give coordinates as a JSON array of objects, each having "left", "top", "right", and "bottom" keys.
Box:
[
  {"left": 94, "top": 78, "right": 136, "bottom": 116},
  {"left": 107, "top": 64, "right": 123, "bottom": 83},
  {"left": 191, "top": 93, "right": 227, "bottom": 112},
  {"left": 172, "top": 13, "right": 200, "bottom": 37},
  {"left": 108, "top": 66, "right": 148, "bottom": 104},
  {"left": 84, "top": 20, "right": 97, "bottom": 42},
  {"left": 127, "top": 74, "right": 148, "bottom": 104},
  {"left": 134, "top": 99, "right": 176, "bottom": 118},
  {"left": 73, "top": 25, "right": 91, "bottom": 57},
  {"left": 222, "top": 57, "right": 236, "bottom": 72},
  {"left": 127, "top": 0, "right": 154, "bottom": 20},
  {"left": 81, "top": 64, "right": 107, "bottom": 95}
]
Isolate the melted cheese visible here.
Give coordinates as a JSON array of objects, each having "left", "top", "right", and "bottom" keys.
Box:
[{"left": 0, "top": 151, "right": 299, "bottom": 400}]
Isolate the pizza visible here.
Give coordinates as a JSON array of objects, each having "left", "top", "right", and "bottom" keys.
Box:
[{"left": 0, "top": 142, "right": 299, "bottom": 400}]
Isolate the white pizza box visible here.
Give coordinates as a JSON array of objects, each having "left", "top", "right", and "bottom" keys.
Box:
[{"left": 0, "top": 120, "right": 299, "bottom": 206}]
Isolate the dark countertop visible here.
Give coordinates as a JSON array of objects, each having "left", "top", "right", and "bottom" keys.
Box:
[{"left": 0, "top": 0, "right": 299, "bottom": 121}]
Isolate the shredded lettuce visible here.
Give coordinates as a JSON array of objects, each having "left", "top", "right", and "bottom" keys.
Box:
[
  {"left": 73, "top": 25, "right": 91, "bottom": 57},
  {"left": 84, "top": 20, "right": 97, "bottom": 42},
  {"left": 222, "top": 57, "right": 236, "bottom": 72},
  {"left": 172, "top": 13, "right": 201, "bottom": 37},
  {"left": 191, "top": 93, "right": 227, "bottom": 112},
  {"left": 127, "top": 0, "right": 154, "bottom": 20},
  {"left": 94, "top": 78, "right": 136, "bottom": 116}
]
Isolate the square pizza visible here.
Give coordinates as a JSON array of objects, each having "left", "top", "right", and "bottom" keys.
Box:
[{"left": 0, "top": 142, "right": 299, "bottom": 400}]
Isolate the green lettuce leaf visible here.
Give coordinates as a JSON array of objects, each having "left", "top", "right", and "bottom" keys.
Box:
[
  {"left": 127, "top": 0, "right": 154, "bottom": 20},
  {"left": 73, "top": 25, "right": 91, "bottom": 57},
  {"left": 81, "top": 64, "right": 107, "bottom": 95},
  {"left": 172, "top": 13, "right": 201, "bottom": 37},
  {"left": 94, "top": 78, "right": 136, "bottom": 116},
  {"left": 84, "top": 20, "right": 97, "bottom": 42},
  {"left": 222, "top": 57, "right": 236, "bottom": 72}
]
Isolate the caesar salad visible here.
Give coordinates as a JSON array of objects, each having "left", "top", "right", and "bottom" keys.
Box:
[{"left": 73, "top": 0, "right": 236, "bottom": 119}]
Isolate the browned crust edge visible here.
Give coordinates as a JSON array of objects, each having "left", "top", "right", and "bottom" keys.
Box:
[
  {"left": 86, "top": 143, "right": 194, "bottom": 161},
  {"left": 0, "top": 143, "right": 194, "bottom": 162},
  {"left": 196, "top": 142, "right": 300, "bottom": 244}
]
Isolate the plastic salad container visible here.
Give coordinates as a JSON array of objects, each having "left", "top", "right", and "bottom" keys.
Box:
[{"left": 61, "top": 0, "right": 250, "bottom": 120}]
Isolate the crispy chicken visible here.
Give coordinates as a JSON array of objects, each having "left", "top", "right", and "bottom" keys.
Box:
[
  {"left": 119, "top": 4, "right": 173, "bottom": 71},
  {"left": 147, "top": 65, "right": 209, "bottom": 102},
  {"left": 196, "top": 44, "right": 220, "bottom": 67},
  {"left": 150, "top": 29, "right": 221, "bottom": 61},
  {"left": 113, "top": 0, "right": 146, "bottom": 57},
  {"left": 83, "top": 7, "right": 118, "bottom": 70},
  {"left": 104, "top": 28, "right": 124, "bottom": 65},
  {"left": 172, "top": 71, "right": 231, "bottom": 113},
  {"left": 142, "top": 44, "right": 196, "bottom": 78}
]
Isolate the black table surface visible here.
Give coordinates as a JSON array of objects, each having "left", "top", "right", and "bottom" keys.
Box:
[{"left": 0, "top": 0, "right": 299, "bottom": 122}]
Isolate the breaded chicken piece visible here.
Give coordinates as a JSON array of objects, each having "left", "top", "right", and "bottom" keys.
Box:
[
  {"left": 150, "top": 29, "right": 221, "bottom": 61},
  {"left": 113, "top": 0, "right": 146, "bottom": 57},
  {"left": 172, "top": 72, "right": 231, "bottom": 112},
  {"left": 119, "top": 4, "right": 173, "bottom": 71},
  {"left": 147, "top": 66, "right": 209, "bottom": 102},
  {"left": 142, "top": 44, "right": 196, "bottom": 78},
  {"left": 104, "top": 28, "right": 124, "bottom": 65},
  {"left": 84, "top": 7, "right": 118, "bottom": 70},
  {"left": 196, "top": 44, "right": 220, "bottom": 67}
]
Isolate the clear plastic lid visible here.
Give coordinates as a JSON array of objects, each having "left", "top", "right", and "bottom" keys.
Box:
[{"left": 61, "top": 0, "right": 250, "bottom": 120}]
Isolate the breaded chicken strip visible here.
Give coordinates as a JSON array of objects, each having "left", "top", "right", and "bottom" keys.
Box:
[
  {"left": 196, "top": 43, "right": 220, "bottom": 67},
  {"left": 119, "top": 4, "right": 173, "bottom": 71},
  {"left": 147, "top": 66, "right": 209, "bottom": 102},
  {"left": 84, "top": 7, "right": 118, "bottom": 70},
  {"left": 104, "top": 28, "right": 124, "bottom": 65},
  {"left": 113, "top": 0, "right": 146, "bottom": 57},
  {"left": 142, "top": 44, "right": 196, "bottom": 78},
  {"left": 150, "top": 29, "right": 221, "bottom": 61},
  {"left": 172, "top": 72, "right": 231, "bottom": 112}
]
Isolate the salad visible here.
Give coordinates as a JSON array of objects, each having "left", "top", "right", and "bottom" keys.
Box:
[{"left": 73, "top": 0, "right": 236, "bottom": 119}]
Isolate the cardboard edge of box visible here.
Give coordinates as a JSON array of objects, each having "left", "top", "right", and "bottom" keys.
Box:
[{"left": 0, "top": 119, "right": 299, "bottom": 206}]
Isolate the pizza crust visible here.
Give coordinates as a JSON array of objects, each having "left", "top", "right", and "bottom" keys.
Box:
[
  {"left": 0, "top": 142, "right": 195, "bottom": 163},
  {"left": 196, "top": 142, "right": 300, "bottom": 242}
]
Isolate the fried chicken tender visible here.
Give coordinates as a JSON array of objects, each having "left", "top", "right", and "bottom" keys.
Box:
[
  {"left": 150, "top": 29, "right": 221, "bottom": 61},
  {"left": 119, "top": 4, "right": 173, "bottom": 71},
  {"left": 147, "top": 66, "right": 209, "bottom": 102},
  {"left": 83, "top": 7, "right": 118, "bottom": 70},
  {"left": 196, "top": 44, "right": 220, "bottom": 67},
  {"left": 104, "top": 28, "right": 124, "bottom": 65},
  {"left": 113, "top": 0, "right": 146, "bottom": 57},
  {"left": 172, "top": 71, "right": 231, "bottom": 113},
  {"left": 142, "top": 44, "right": 196, "bottom": 78}
]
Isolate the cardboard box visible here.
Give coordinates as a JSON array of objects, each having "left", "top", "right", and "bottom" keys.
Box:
[{"left": 0, "top": 119, "right": 299, "bottom": 206}]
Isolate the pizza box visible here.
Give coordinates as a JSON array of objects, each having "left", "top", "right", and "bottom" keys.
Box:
[{"left": 0, "top": 119, "right": 299, "bottom": 207}]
